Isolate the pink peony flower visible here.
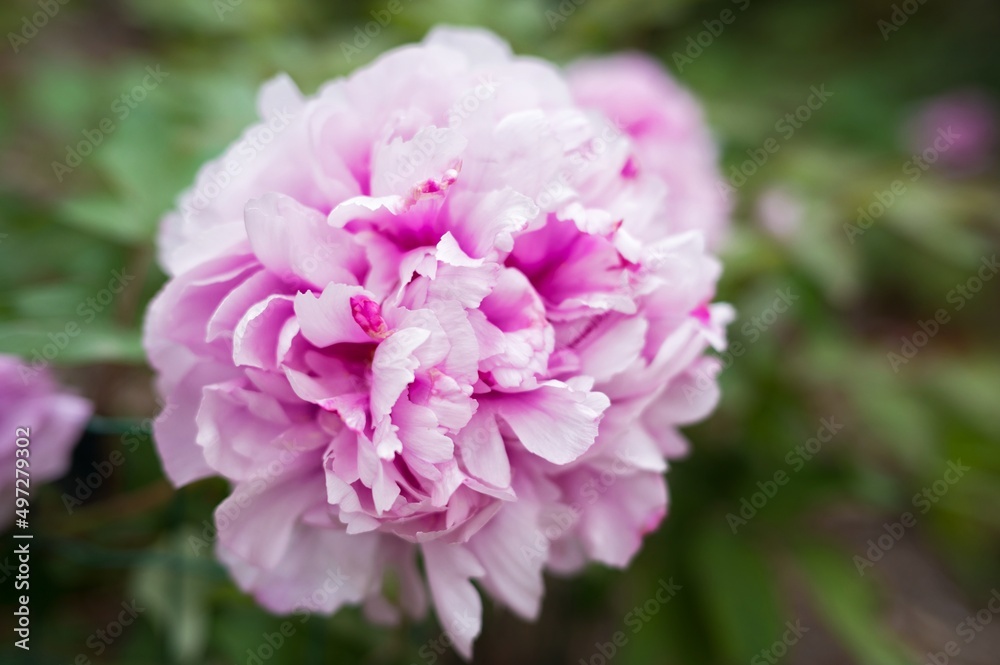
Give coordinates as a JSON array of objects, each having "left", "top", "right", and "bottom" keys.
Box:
[
  {"left": 145, "top": 27, "right": 730, "bottom": 658},
  {"left": 1, "top": 355, "right": 91, "bottom": 527}
]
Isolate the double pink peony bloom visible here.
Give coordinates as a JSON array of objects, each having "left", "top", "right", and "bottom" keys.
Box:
[
  {"left": 1, "top": 355, "right": 91, "bottom": 526},
  {"left": 145, "top": 27, "right": 730, "bottom": 658}
]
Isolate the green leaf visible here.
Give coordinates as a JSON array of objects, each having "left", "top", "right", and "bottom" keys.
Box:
[
  {"left": 690, "top": 524, "right": 784, "bottom": 662},
  {"left": 0, "top": 321, "right": 144, "bottom": 364},
  {"left": 794, "top": 544, "right": 912, "bottom": 665},
  {"left": 59, "top": 196, "right": 150, "bottom": 244},
  {"left": 132, "top": 530, "right": 214, "bottom": 664}
]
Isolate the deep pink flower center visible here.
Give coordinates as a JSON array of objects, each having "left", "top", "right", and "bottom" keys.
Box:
[
  {"left": 412, "top": 167, "right": 460, "bottom": 202},
  {"left": 350, "top": 295, "right": 390, "bottom": 340},
  {"left": 691, "top": 303, "right": 712, "bottom": 325},
  {"left": 620, "top": 155, "right": 639, "bottom": 179}
]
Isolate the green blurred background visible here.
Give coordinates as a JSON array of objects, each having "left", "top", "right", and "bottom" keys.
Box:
[{"left": 2, "top": 0, "right": 999, "bottom": 663}]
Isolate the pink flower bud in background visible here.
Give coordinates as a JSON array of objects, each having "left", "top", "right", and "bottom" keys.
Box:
[
  {"left": 905, "top": 90, "right": 997, "bottom": 175},
  {"left": 1, "top": 354, "right": 91, "bottom": 527}
]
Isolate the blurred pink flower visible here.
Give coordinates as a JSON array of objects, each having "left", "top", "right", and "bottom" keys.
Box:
[
  {"left": 1, "top": 355, "right": 91, "bottom": 526},
  {"left": 756, "top": 187, "right": 804, "bottom": 240},
  {"left": 905, "top": 91, "right": 997, "bottom": 174},
  {"left": 145, "top": 27, "right": 730, "bottom": 658}
]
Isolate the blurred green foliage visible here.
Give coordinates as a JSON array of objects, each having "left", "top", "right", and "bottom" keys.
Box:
[{"left": 1, "top": 0, "right": 999, "bottom": 663}]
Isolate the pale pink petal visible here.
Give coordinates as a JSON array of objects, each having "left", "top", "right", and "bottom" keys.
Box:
[
  {"left": 393, "top": 396, "right": 454, "bottom": 463},
  {"left": 492, "top": 381, "right": 609, "bottom": 465},
  {"left": 245, "top": 192, "right": 366, "bottom": 288},
  {"left": 370, "top": 327, "right": 431, "bottom": 423},
  {"left": 455, "top": 410, "right": 510, "bottom": 488},
  {"left": 563, "top": 469, "right": 667, "bottom": 567},
  {"left": 446, "top": 187, "right": 539, "bottom": 258},
  {"left": 423, "top": 542, "right": 485, "bottom": 660},
  {"left": 293, "top": 284, "right": 373, "bottom": 348},
  {"left": 232, "top": 295, "right": 296, "bottom": 370},
  {"left": 468, "top": 497, "right": 545, "bottom": 620}
]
